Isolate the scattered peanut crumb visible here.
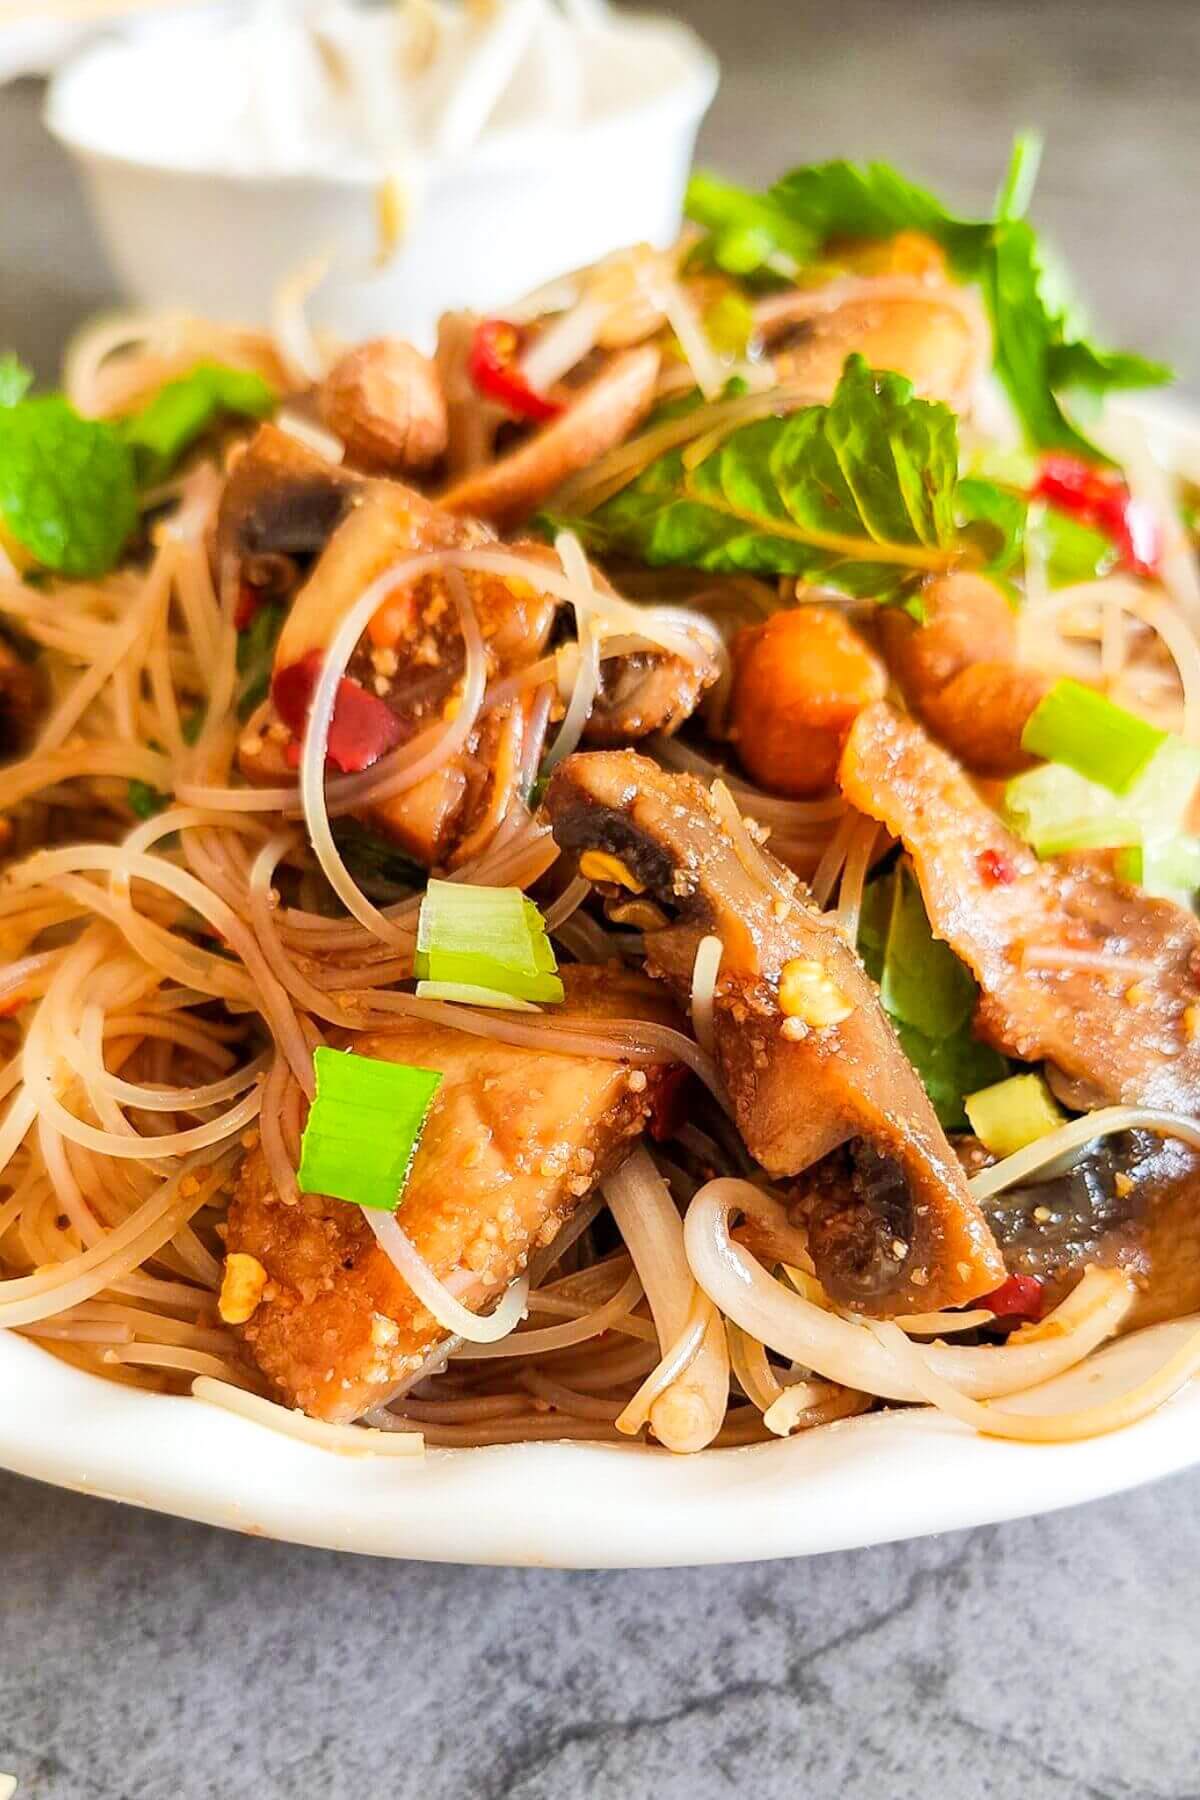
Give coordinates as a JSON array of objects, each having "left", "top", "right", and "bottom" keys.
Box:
[
  {"left": 218, "top": 1253, "right": 268, "bottom": 1325},
  {"left": 778, "top": 958, "right": 853, "bottom": 1029},
  {"left": 627, "top": 1069, "right": 648, "bottom": 1093}
]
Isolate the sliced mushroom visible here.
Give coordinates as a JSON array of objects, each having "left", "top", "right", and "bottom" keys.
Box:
[
  {"left": 318, "top": 338, "right": 448, "bottom": 475},
  {"left": 238, "top": 480, "right": 557, "bottom": 865},
  {"left": 440, "top": 345, "right": 661, "bottom": 531},
  {"left": 544, "top": 748, "right": 1003, "bottom": 1313},
  {"left": 583, "top": 627, "right": 721, "bottom": 746},
  {"left": 840, "top": 702, "right": 1200, "bottom": 1113},
  {"left": 756, "top": 286, "right": 982, "bottom": 408},
  {"left": 217, "top": 423, "right": 360, "bottom": 562}
]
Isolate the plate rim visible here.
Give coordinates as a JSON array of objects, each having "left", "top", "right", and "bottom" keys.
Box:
[
  {"left": 2, "top": 1319, "right": 1199, "bottom": 1566},
  {"left": 3, "top": 394, "right": 1200, "bottom": 1566}
]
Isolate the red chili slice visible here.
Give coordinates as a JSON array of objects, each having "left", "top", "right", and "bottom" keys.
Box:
[
  {"left": 977, "top": 847, "right": 1018, "bottom": 886},
  {"left": 1033, "top": 454, "right": 1161, "bottom": 579},
  {"left": 468, "top": 319, "right": 563, "bottom": 424},
  {"left": 272, "top": 651, "right": 404, "bottom": 776},
  {"left": 981, "top": 1272, "right": 1045, "bottom": 1322}
]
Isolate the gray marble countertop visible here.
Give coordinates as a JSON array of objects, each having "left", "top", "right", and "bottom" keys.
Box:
[{"left": 3, "top": 4, "right": 1200, "bottom": 1795}]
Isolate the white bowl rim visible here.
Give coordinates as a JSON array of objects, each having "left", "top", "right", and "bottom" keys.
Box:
[
  {"left": 3, "top": 1317, "right": 1200, "bottom": 1567},
  {"left": 44, "top": 11, "right": 720, "bottom": 189}
]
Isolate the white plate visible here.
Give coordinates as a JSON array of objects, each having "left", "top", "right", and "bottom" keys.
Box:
[
  {"left": 1, "top": 1317, "right": 1198, "bottom": 1567},
  {"left": 3, "top": 394, "right": 1200, "bottom": 1567}
]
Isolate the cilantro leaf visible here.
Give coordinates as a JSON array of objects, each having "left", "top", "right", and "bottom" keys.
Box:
[
  {"left": 123, "top": 362, "right": 276, "bottom": 485},
  {"left": 0, "top": 397, "right": 138, "bottom": 577},
  {"left": 0, "top": 354, "right": 32, "bottom": 408},
  {"left": 859, "top": 868, "right": 1009, "bottom": 1129},
  {"left": 550, "top": 355, "right": 964, "bottom": 603}
]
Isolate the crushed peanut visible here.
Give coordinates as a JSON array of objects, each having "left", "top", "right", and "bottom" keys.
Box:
[
  {"left": 1184, "top": 1004, "right": 1200, "bottom": 1042},
  {"left": 218, "top": 1253, "right": 268, "bottom": 1325},
  {"left": 778, "top": 958, "right": 853, "bottom": 1029}
]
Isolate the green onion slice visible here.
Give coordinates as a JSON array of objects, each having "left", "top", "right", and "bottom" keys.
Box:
[
  {"left": 1020, "top": 680, "right": 1166, "bottom": 794},
  {"left": 296, "top": 1046, "right": 442, "bottom": 1213},
  {"left": 1114, "top": 836, "right": 1200, "bottom": 901},
  {"left": 965, "top": 1072, "right": 1066, "bottom": 1160},
  {"left": 415, "top": 880, "right": 564, "bottom": 1004},
  {"left": 415, "top": 980, "right": 541, "bottom": 1012},
  {"left": 1004, "top": 737, "right": 1200, "bottom": 859}
]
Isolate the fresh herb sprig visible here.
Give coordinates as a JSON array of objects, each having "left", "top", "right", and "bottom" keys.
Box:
[{"left": 685, "top": 136, "right": 1171, "bottom": 459}]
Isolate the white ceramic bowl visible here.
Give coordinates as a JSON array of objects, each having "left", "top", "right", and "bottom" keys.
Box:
[
  {"left": 45, "top": 14, "right": 718, "bottom": 349},
  {"left": 2, "top": 1317, "right": 1198, "bottom": 1567}
]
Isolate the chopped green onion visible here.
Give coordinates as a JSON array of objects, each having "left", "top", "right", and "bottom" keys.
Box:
[
  {"left": 1020, "top": 679, "right": 1165, "bottom": 794},
  {"left": 1005, "top": 737, "right": 1200, "bottom": 858},
  {"left": 296, "top": 1046, "right": 442, "bottom": 1212},
  {"left": 414, "top": 981, "right": 541, "bottom": 1012},
  {"left": 415, "top": 881, "right": 563, "bottom": 1004},
  {"left": 1114, "top": 836, "right": 1200, "bottom": 901},
  {"left": 965, "top": 1072, "right": 1066, "bottom": 1159}
]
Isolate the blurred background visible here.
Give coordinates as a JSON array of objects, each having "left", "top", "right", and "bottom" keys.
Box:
[{"left": 2, "top": 0, "right": 1198, "bottom": 386}]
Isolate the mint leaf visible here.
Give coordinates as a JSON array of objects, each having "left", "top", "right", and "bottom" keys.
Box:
[
  {"left": 956, "top": 477, "right": 1026, "bottom": 576},
  {"left": 769, "top": 159, "right": 991, "bottom": 276},
  {"left": 1046, "top": 341, "right": 1173, "bottom": 396},
  {"left": 124, "top": 362, "right": 276, "bottom": 485},
  {"left": 859, "top": 867, "right": 1008, "bottom": 1129},
  {"left": 692, "top": 141, "right": 1172, "bottom": 461},
  {"left": 0, "top": 355, "right": 32, "bottom": 408},
  {"left": 0, "top": 397, "right": 138, "bottom": 577},
  {"left": 552, "top": 355, "right": 963, "bottom": 603},
  {"left": 685, "top": 171, "right": 818, "bottom": 281}
]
